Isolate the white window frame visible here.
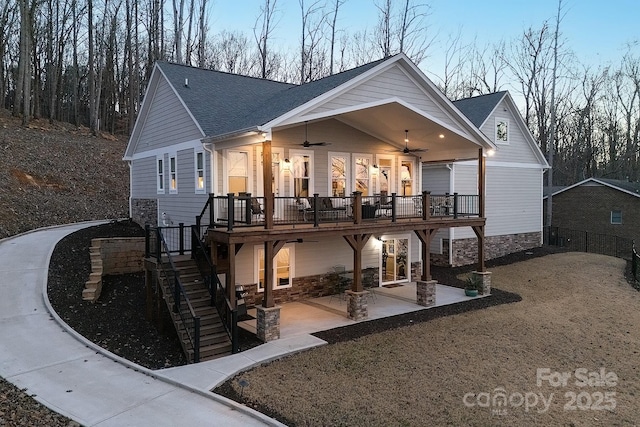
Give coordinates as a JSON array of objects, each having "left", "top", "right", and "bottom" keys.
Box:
[
  {"left": 223, "top": 148, "right": 253, "bottom": 195},
  {"left": 254, "top": 244, "right": 295, "bottom": 291},
  {"left": 156, "top": 155, "right": 165, "bottom": 194},
  {"left": 611, "top": 210, "right": 622, "bottom": 224},
  {"left": 398, "top": 156, "right": 416, "bottom": 196},
  {"left": 353, "top": 153, "right": 373, "bottom": 196},
  {"left": 194, "top": 150, "right": 206, "bottom": 194},
  {"left": 495, "top": 117, "right": 510, "bottom": 144},
  {"left": 329, "top": 152, "right": 350, "bottom": 197},
  {"left": 169, "top": 153, "right": 178, "bottom": 194},
  {"left": 375, "top": 154, "right": 395, "bottom": 195},
  {"left": 257, "top": 147, "right": 284, "bottom": 197},
  {"left": 288, "top": 150, "right": 314, "bottom": 197}
]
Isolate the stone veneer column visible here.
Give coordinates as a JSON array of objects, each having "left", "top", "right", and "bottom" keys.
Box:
[
  {"left": 345, "top": 290, "right": 368, "bottom": 321},
  {"left": 473, "top": 271, "right": 492, "bottom": 295},
  {"left": 256, "top": 306, "right": 281, "bottom": 342},
  {"left": 416, "top": 280, "right": 436, "bottom": 307}
]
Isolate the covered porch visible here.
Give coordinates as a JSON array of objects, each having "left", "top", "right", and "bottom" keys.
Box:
[{"left": 238, "top": 282, "right": 486, "bottom": 339}]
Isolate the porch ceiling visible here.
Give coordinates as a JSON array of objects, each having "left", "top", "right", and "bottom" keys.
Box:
[{"left": 331, "top": 102, "right": 484, "bottom": 162}]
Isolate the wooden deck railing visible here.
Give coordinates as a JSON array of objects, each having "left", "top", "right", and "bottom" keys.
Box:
[{"left": 204, "top": 191, "right": 481, "bottom": 231}]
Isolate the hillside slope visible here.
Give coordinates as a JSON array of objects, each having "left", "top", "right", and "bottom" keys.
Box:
[{"left": 0, "top": 110, "right": 130, "bottom": 238}]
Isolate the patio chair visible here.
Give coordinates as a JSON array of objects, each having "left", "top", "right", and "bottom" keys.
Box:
[
  {"left": 329, "top": 265, "right": 349, "bottom": 303},
  {"left": 362, "top": 268, "right": 377, "bottom": 303},
  {"left": 250, "top": 198, "right": 264, "bottom": 222}
]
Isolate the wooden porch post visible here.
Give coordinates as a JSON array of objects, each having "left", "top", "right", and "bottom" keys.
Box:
[
  {"left": 473, "top": 226, "right": 486, "bottom": 272},
  {"left": 343, "top": 234, "right": 371, "bottom": 292},
  {"left": 262, "top": 140, "right": 274, "bottom": 229},
  {"left": 263, "top": 241, "right": 274, "bottom": 308},
  {"left": 262, "top": 240, "right": 286, "bottom": 308},
  {"left": 414, "top": 228, "right": 437, "bottom": 281}
]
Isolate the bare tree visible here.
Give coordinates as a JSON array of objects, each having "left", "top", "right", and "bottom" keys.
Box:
[
  {"left": 253, "top": 0, "right": 279, "bottom": 79},
  {"left": 299, "top": 0, "right": 325, "bottom": 83},
  {"left": 374, "top": 0, "right": 392, "bottom": 58},
  {"left": 326, "top": 0, "right": 346, "bottom": 75},
  {"left": 197, "top": 0, "right": 207, "bottom": 68},
  {"left": 15, "top": 0, "right": 37, "bottom": 125},
  {"left": 172, "top": 0, "right": 186, "bottom": 63},
  {"left": 0, "top": 1, "right": 17, "bottom": 111}
]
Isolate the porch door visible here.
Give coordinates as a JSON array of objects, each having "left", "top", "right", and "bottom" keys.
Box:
[{"left": 381, "top": 237, "right": 409, "bottom": 284}]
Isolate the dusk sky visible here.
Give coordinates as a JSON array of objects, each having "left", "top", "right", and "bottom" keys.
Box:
[{"left": 210, "top": 0, "right": 639, "bottom": 73}]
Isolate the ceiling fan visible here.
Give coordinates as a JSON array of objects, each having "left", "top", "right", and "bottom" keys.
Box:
[
  {"left": 299, "top": 121, "right": 331, "bottom": 148},
  {"left": 392, "top": 130, "right": 427, "bottom": 154}
]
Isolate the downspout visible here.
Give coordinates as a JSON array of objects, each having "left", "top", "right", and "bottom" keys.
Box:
[
  {"left": 127, "top": 160, "right": 133, "bottom": 219},
  {"left": 202, "top": 141, "right": 215, "bottom": 195},
  {"left": 446, "top": 163, "right": 454, "bottom": 265}
]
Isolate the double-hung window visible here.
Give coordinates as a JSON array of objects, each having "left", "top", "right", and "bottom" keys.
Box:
[
  {"left": 354, "top": 154, "right": 372, "bottom": 196},
  {"left": 156, "top": 155, "right": 165, "bottom": 194},
  {"left": 227, "top": 150, "right": 249, "bottom": 194},
  {"left": 169, "top": 153, "right": 178, "bottom": 194},
  {"left": 290, "top": 151, "right": 313, "bottom": 197},
  {"left": 330, "top": 153, "right": 349, "bottom": 197},
  {"left": 194, "top": 150, "right": 205, "bottom": 194}
]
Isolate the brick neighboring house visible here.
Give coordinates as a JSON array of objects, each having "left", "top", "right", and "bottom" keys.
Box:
[{"left": 544, "top": 178, "right": 640, "bottom": 245}]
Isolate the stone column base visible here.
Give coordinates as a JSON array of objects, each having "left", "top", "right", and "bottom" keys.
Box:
[
  {"left": 416, "top": 280, "right": 437, "bottom": 307},
  {"left": 473, "top": 271, "right": 492, "bottom": 295},
  {"left": 345, "top": 290, "right": 368, "bottom": 321},
  {"left": 256, "top": 306, "right": 281, "bottom": 342}
]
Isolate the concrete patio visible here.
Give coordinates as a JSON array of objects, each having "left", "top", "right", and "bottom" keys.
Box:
[{"left": 237, "top": 282, "right": 481, "bottom": 338}]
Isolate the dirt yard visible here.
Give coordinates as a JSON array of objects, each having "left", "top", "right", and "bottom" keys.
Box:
[{"left": 223, "top": 252, "right": 640, "bottom": 426}]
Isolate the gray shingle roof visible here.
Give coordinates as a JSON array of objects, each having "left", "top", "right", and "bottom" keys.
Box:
[
  {"left": 157, "top": 58, "right": 387, "bottom": 137},
  {"left": 452, "top": 91, "right": 507, "bottom": 127},
  {"left": 598, "top": 178, "right": 640, "bottom": 195}
]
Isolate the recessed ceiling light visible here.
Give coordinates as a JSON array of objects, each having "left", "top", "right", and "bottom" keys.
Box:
[{"left": 438, "top": 134, "right": 445, "bottom": 139}]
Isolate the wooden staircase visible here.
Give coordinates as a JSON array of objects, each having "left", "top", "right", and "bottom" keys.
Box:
[{"left": 158, "top": 256, "right": 232, "bottom": 362}]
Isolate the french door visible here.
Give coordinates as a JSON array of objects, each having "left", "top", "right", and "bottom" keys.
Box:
[{"left": 381, "top": 237, "right": 409, "bottom": 285}]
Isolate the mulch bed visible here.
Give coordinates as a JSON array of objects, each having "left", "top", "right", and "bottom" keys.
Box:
[{"left": 46, "top": 221, "right": 570, "bottom": 371}]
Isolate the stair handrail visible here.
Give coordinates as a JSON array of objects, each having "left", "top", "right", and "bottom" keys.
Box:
[
  {"left": 195, "top": 193, "right": 215, "bottom": 231},
  {"left": 190, "top": 226, "right": 239, "bottom": 354},
  {"left": 156, "top": 227, "right": 201, "bottom": 363}
]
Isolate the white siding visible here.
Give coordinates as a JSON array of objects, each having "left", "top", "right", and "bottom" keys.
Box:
[
  {"left": 480, "top": 99, "right": 539, "bottom": 164},
  {"left": 132, "top": 146, "right": 211, "bottom": 225},
  {"left": 484, "top": 166, "right": 542, "bottom": 236},
  {"left": 133, "top": 77, "right": 203, "bottom": 155},
  {"left": 452, "top": 163, "right": 477, "bottom": 194},
  {"left": 308, "top": 65, "right": 465, "bottom": 135},
  {"left": 422, "top": 164, "right": 451, "bottom": 193}
]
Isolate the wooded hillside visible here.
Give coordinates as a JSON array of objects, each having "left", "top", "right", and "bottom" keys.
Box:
[{"left": 0, "top": 109, "right": 129, "bottom": 238}]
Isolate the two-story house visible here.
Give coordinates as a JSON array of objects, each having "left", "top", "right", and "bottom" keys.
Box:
[{"left": 124, "top": 54, "right": 546, "bottom": 347}]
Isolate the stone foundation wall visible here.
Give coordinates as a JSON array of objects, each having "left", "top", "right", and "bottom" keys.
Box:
[
  {"left": 451, "top": 232, "right": 542, "bottom": 267},
  {"left": 242, "top": 267, "right": 382, "bottom": 307},
  {"left": 131, "top": 198, "right": 158, "bottom": 227},
  {"left": 83, "top": 237, "right": 145, "bottom": 302}
]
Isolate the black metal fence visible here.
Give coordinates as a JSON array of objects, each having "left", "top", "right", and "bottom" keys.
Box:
[{"left": 544, "top": 226, "right": 634, "bottom": 260}]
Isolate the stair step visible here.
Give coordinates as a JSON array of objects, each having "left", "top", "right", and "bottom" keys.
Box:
[{"left": 188, "top": 342, "right": 233, "bottom": 361}]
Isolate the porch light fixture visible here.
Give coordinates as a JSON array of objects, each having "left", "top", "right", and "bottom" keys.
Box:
[
  {"left": 485, "top": 149, "right": 496, "bottom": 157},
  {"left": 282, "top": 158, "right": 291, "bottom": 171},
  {"left": 439, "top": 134, "right": 445, "bottom": 139}
]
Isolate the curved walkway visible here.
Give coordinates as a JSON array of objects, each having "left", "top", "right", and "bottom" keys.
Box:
[{"left": 0, "top": 222, "right": 282, "bottom": 427}]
